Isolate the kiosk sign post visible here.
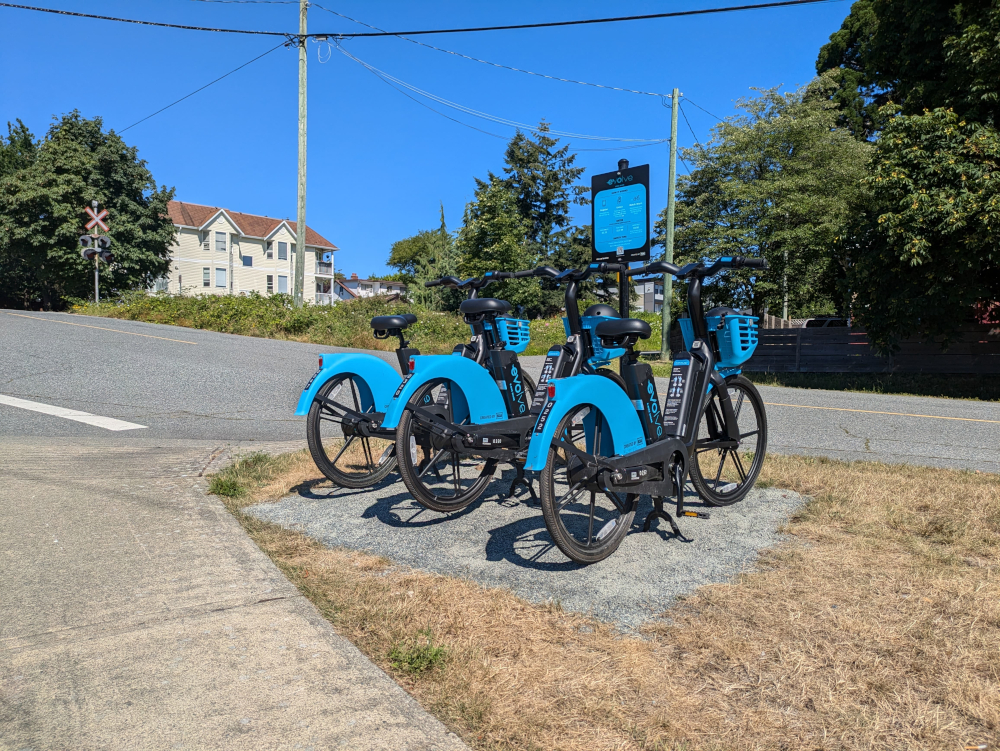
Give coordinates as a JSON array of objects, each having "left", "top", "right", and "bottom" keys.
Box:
[{"left": 591, "top": 161, "right": 650, "bottom": 263}]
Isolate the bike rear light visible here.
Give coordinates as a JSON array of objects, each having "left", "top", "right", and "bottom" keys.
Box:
[
  {"left": 318, "top": 356, "right": 323, "bottom": 369},
  {"left": 547, "top": 384, "right": 556, "bottom": 399},
  {"left": 409, "top": 358, "right": 416, "bottom": 372}
]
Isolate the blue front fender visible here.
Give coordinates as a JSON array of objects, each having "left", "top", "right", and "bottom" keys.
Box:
[
  {"left": 523, "top": 375, "right": 647, "bottom": 471},
  {"left": 380, "top": 354, "right": 508, "bottom": 429},
  {"left": 294, "top": 353, "right": 402, "bottom": 416}
]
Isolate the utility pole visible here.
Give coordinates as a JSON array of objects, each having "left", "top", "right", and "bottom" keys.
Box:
[
  {"left": 294, "top": 0, "right": 308, "bottom": 308},
  {"left": 660, "top": 88, "right": 680, "bottom": 361}
]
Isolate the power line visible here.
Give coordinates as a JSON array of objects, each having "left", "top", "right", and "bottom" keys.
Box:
[
  {"left": 335, "top": 43, "right": 663, "bottom": 143},
  {"left": 683, "top": 98, "right": 726, "bottom": 121},
  {"left": 321, "top": 0, "right": 844, "bottom": 37},
  {"left": 679, "top": 102, "right": 705, "bottom": 146},
  {"left": 311, "top": 3, "right": 672, "bottom": 98},
  {"left": 2, "top": 0, "right": 845, "bottom": 39},
  {"left": 0, "top": 1, "right": 288, "bottom": 35},
  {"left": 120, "top": 41, "right": 288, "bottom": 132}
]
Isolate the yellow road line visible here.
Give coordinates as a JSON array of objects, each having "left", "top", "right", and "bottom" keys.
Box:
[
  {"left": 764, "top": 401, "right": 1000, "bottom": 424},
  {"left": 4, "top": 313, "right": 198, "bottom": 345}
]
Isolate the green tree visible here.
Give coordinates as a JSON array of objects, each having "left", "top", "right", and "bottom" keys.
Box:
[
  {"left": 455, "top": 177, "right": 536, "bottom": 313},
  {"left": 387, "top": 204, "right": 460, "bottom": 309},
  {"left": 483, "top": 123, "right": 592, "bottom": 313},
  {"left": 655, "top": 78, "right": 871, "bottom": 317},
  {"left": 0, "top": 112, "right": 175, "bottom": 309},
  {"left": 817, "top": 1, "right": 1000, "bottom": 137},
  {"left": 0, "top": 120, "right": 37, "bottom": 178},
  {"left": 848, "top": 107, "right": 1000, "bottom": 349}
]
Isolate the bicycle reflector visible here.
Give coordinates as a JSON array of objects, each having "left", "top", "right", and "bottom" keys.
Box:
[
  {"left": 547, "top": 383, "right": 556, "bottom": 399},
  {"left": 409, "top": 358, "right": 416, "bottom": 372},
  {"left": 318, "top": 356, "right": 323, "bottom": 369}
]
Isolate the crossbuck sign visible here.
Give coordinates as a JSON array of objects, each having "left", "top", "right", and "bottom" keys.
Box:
[{"left": 85, "top": 206, "right": 109, "bottom": 232}]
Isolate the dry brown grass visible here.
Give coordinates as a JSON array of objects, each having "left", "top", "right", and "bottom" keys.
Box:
[{"left": 218, "top": 453, "right": 1000, "bottom": 751}]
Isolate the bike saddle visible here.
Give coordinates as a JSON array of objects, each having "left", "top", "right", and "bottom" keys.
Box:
[
  {"left": 583, "top": 303, "right": 620, "bottom": 318},
  {"left": 370, "top": 313, "right": 416, "bottom": 331},
  {"left": 459, "top": 298, "right": 512, "bottom": 316},
  {"left": 594, "top": 317, "right": 651, "bottom": 345}
]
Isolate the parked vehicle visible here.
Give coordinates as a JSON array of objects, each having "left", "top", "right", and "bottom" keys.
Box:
[
  {"left": 295, "top": 272, "right": 530, "bottom": 489},
  {"left": 391, "top": 262, "right": 632, "bottom": 513},
  {"left": 803, "top": 317, "right": 848, "bottom": 328},
  {"left": 526, "top": 256, "right": 769, "bottom": 564}
]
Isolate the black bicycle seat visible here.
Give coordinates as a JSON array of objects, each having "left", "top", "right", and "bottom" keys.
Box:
[
  {"left": 595, "top": 318, "right": 651, "bottom": 343},
  {"left": 459, "top": 298, "right": 511, "bottom": 316},
  {"left": 370, "top": 314, "right": 415, "bottom": 331}
]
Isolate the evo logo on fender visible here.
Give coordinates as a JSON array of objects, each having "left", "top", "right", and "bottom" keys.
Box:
[{"left": 393, "top": 374, "right": 412, "bottom": 399}]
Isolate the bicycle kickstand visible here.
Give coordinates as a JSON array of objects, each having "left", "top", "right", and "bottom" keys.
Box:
[
  {"left": 643, "top": 496, "right": 689, "bottom": 541},
  {"left": 506, "top": 461, "right": 537, "bottom": 504}
]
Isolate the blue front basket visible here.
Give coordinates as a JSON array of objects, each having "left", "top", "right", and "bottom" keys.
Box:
[
  {"left": 679, "top": 314, "right": 759, "bottom": 368},
  {"left": 484, "top": 317, "right": 531, "bottom": 353},
  {"left": 563, "top": 316, "right": 627, "bottom": 367}
]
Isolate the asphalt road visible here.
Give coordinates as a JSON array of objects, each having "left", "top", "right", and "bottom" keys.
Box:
[{"left": 3, "top": 309, "right": 998, "bottom": 472}]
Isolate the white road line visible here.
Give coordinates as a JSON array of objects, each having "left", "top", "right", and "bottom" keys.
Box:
[{"left": 0, "top": 394, "right": 147, "bottom": 431}]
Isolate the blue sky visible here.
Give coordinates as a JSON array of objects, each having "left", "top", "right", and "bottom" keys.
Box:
[{"left": 0, "top": 0, "right": 852, "bottom": 276}]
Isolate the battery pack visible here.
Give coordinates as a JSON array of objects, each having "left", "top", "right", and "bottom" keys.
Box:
[
  {"left": 489, "top": 349, "right": 530, "bottom": 417},
  {"left": 623, "top": 361, "right": 663, "bottom": 442},
  {"left": 662, "top": 352, "right": 702, "bottom": 438},
  {"left": 530, "top": 345, "right": 565, "bottom": 414}
]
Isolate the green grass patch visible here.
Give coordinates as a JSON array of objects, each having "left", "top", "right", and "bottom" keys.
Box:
[
  {"left": 388, "top": 629, "right": 449, "bottom": 675},
  {"left": 207, "top": 450, "right": 314, "bottom": 511}
]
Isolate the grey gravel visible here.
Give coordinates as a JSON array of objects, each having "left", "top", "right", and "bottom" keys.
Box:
[{"left": 248, "top": 469, "right": 804, "bottom": 630}]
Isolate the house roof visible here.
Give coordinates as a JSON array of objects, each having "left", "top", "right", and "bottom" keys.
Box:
[
  {"left": 345, "top": 278, "right": 408, "bottom": 287},
  {"left": 168, "top": 201, "right": 338, "bottom": 250},
  {"left": 334, "top": 281, "right": 357, "bottom": 298}
]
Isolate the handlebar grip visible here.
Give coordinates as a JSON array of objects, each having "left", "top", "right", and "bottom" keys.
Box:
[
  {"left": 424, "top": 279, "right": 442, "bottom": 288},
  {"left": 735, "top": 257, "right": 768, "bottom": 270},
  {"left": 512, "top": 268, "right": 536, "bottom": 278},
  {"left": 487, "top": 271, "right": 513, "bottom": 280}
]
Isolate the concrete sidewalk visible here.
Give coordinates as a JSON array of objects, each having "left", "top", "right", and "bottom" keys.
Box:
[{"left": 0, "top": 437, "right": 466, "bottom": 751}]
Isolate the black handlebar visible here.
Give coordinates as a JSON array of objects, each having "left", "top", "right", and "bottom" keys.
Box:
[{"left": 629, "top": 256, "right": 768, "bottom": 280}]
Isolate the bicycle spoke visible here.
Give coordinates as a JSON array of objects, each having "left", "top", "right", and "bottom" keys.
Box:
[
  {"left": 557, "top": 482, "right": 586, "bottom": 511},
  {"left": 418, "top": 448, "right": 448, "bottom": 478},
  {"left": 587, "top": 491, "right": 596, "bottom": 545},
  {"left": 350, "top": 378, "right": 361, "bottom": 413},
  {"left": 361, "top": 437, "right": 374, "bottom": 471},
  {"left": 451, "top": 453, "right": 460, "bottom": 496},
  {"left": 731, "top": 450, "right": 748, "bottom": 483},
  {"left": 733, "top": 390, "right": 745, "bottom": 419},
  {"left": 739, "top": 429, "right": 760, "bottom": 440},
  {"left": 606, "top": 491, "right": 628, "bottom": 514},
  {"left": 330, "top": 435, "right": 356, "bottom": 465},
  {"left": 713, "top": 450, "right": 726, "bottom": 486}
]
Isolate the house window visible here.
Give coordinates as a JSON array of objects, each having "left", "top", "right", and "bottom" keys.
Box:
[
  {"left": 278, "top": 241, "right": 288, "bottom": 260},
  {"left": 266, "top": 275, "right": 273, "bottom": 293},
  {"left": 277, "top": 275, "right": 288, "bottom": 294},
  {"left": 203, "top": 268, "right": 210, "bottom": 287},
  {"left": 242, "top": 254, "right": 252, "bottom": 267},
  {"left": 216, "top": 268, "right": 227, "bottom": 288},
  {"left": 215, "top": 232, "right": 227, "bottom": 253},
  {"left": 154, "top": 277, "right": 168, "bottom": 293},
  {"left": 316, "top": 278, "right": 331, "bottom": 294},
  {"left": 266, "top": 241, "right": 273, "bottom": 260}
]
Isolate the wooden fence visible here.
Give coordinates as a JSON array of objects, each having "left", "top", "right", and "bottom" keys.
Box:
[{"left": 745, "top": 325, "right": 1000, "bottom": 374}]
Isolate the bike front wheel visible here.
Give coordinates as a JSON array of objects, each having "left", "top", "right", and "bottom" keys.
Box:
[
  {"left": 689, "top": 374, "right": 768, "bottom": 506},
  {"left": 539, "top": 403, "right": 636, "bottom": 564},
  {"left": 395, "top": 380, "right": 497, "bottom": 513}
]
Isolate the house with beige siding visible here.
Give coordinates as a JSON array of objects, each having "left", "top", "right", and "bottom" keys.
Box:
[{"left": 160, "top": 201, "right": 339, "bottom": 304}]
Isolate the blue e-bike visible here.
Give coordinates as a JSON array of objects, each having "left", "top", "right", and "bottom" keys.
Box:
[
  {"left": 295, "top": 272, "right": 530, "bottom": 489},
  {"left": 527, "top": 256, "right": 769, "bottom": 564},
  {"left": 392, "top": 262, "right": 635, "bottom": 514}
]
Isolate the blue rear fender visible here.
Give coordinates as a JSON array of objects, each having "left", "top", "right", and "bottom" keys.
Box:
[
  {"left": 294, "top": 353, "right": 402, "bottom": 416},
  {"left": 523, "top": 375, "right": 647, "bottom": 471},
  {"left": 379, "top": 354, "right": 508, "bottom": 430}
]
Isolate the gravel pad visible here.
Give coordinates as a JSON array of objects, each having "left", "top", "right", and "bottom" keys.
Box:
[{"left": 249, "top": 470, "right": 805, "bottom": 630}]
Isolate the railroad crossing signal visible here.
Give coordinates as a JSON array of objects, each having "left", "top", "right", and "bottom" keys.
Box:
[
  {"left": 79, "top": 235, "right": 113, "bottom": 263},
  {"left": 85, "top": 205, "right": 109, "bottom": 232}
]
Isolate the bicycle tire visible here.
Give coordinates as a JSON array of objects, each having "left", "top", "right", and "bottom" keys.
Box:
[
  {"left": 539, "top": 404, "right": 636, "bottom": 564},
  {"left": 689, "top": 374, "right": 768, "bottom": 506}
]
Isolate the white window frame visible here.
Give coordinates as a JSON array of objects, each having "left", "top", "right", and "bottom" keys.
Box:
[
  {"left": 216, "top": 268, "right": 227, "bottom": 288},
  {"left": 278, "top": 241, "right": 288, "bottom": 261},
  {"left": 202, "top": 268, "right": 210, "bottom": 287},
  {"left": 215, "top": 231, "right": 227, "bottom": 253},
  {"left": 277, "top": 275, "right": 288, "bottom": 294}
]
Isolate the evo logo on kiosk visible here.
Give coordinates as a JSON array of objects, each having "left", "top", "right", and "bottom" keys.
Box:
[{"left": 591, "top": 162, "right": 650, "bottom": 263}]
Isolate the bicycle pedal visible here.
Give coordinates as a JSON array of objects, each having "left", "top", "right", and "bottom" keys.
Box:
[{"left": 681, "top": 511, "right": 710, "bottom": 520}]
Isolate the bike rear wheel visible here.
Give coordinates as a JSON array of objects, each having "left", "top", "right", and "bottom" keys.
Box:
[
  {"left": 689, "top": 374, "right": 767, "bottom": 506},
  {"left": 307, "top": 375, "right": 397, "bottom": 489},
  {"left": 539, "top": 404, "right": 636, "bottom": 564}
]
